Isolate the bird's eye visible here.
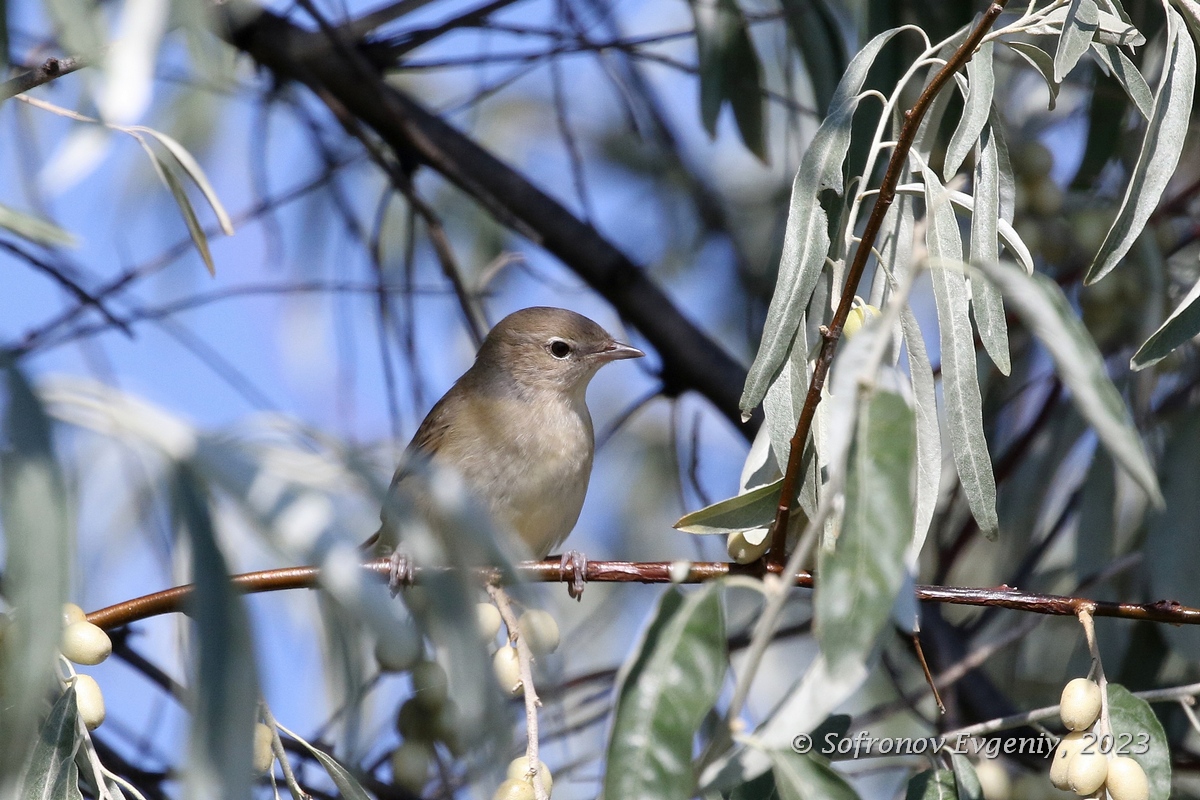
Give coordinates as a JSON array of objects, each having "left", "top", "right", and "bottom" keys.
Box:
[{"left": 548, "top": 340, "right": 572, "bottom": 359}]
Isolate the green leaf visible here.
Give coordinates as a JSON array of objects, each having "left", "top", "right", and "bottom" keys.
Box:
[
  {"left": 815, "top": 387, "right": 914, "bottom": 672},
  {"left": 0, "top": 362, "right": 71, "bottom": 782},
  {"left": 894, "top": 183, "right": 1034, "bottom": 275},
  {"left": 290, "top": 735, "right": 372, "bottom": 800},
  {"left": 689, "top": 0, "right": 766, "bottom": 159},
  {"left": 1144, "top": 413, "right": 1200, "bottom": 659},
  {"left": 1054, "top": 0, "right": 1100, "bottom": 83},
  {"left": 1090, "top": 42, "right": 1153, "bottom": 120},
  {"left": 604, "top": 584, "right": 727, "bottom": 800},
  {"left": 770, "top": 750, "right": 859, "bottom": 800},
  {"left": 950, "top": 753, "right": 982, "bottom": 800},
  {"left": 762, "top": 314, "right": 808, "bottom": 475},
  {"left": 0, "top": 204, "right": 78, "bottom": 247},
  {"left": 172, "top": 464, "right": 259, "bottom": 800},
  {"left": 1107, "top": 683, "right": 1171, "bottom": 800},
  {"left": 1088, "top": 7, "right": 1195, "bottom": 284},
  {"left": 923, "top": 171, "right": 999, "bottom": 539},
  {"left": 134, "top": 136, "right": 216, "bottom": 276},
  {"left": 741, "top": 27, "right": 907, "bottom": 416},
  {"left": 973, "top": 261, "right": 1162, "bottom": 506},
  {"left": 18, "top": 684, "right": 83, "bottom": 800},
  {"left": 1132, "top": 269, "right": 1200, "bottom": 369},
  {"left": 969, "top": 120, "right": 1011, "bottom": 376},
  {"left": 674, "top": 478, "right": 781, "bottom": 534},
  {"left": 1027, "top": 4, "right": 1145, "bottom": 45},
  {"left": 905, "top": 769, "right": 958, "bottom": 800},
  {"left": 1075, "top": 447, "right": 1116, "bottom": 579},
  {"left": 131, "top": 126, "right": 234, "bottom": 236},
  {"left": 1004, "top": 41, "right": 1061, "bottom": 109},
  {"left": 778, "top": 0, "right": 847, "bottom": 116},
  {"left": 944, "top": 40, "right": 994, "bottom": 178},
  {"left": 901, "top": 308, "right": 940, "bottom": 556}
]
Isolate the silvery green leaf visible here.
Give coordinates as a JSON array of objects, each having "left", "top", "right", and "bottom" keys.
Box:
[
  {"left": 741, "top": 27, "right": 907, "bottom": 415},
  {"left": 605, "top": 584, "right": 726, "bottom": 800},
  {"left": 137, "top": 141, "right": 217, "bottom": 276},
  {"left": 923, "top": 172, "right": 1000, "bottom": 539},
  {"left": 974, "top": 261, "right": 1163, "bottom": 506},
  {"left": 674, "top": 478, "right": 782, "bottom": 534},
  {"left": 815, "top": 386, "right": 915, "bottom": 672},
  {"left": 900, "top": 308, "right": 940, "bottom": 557},
  {"left": 1131, "top": 262, "right": 1200, "bottom": 369},
  {"left": 1107, "top": 684, "right": 1171, "bottom": 800},
  {"left": 285, "top": 729, "right": 372, "bottom": 800},
  {"left": 907, "top": 769, "right": 958, "bottom": 800},
  {"left": 1090, "top": 42, "right": 1153, "bottom": 120},
  {"left": 18, "top": 684, "right": 83, "bottom": 800},
  {"left": 689, "top": 0, "right": 766, "bottom": 159},
  {"left": 951, "top": 753, "right": 983, "bottom": 800},
  {"left": 895, "top": 183, "right": 1034, "bottom": 274},
  {"left": 1076, "top": 447, "right": 1116, "bottom": 578},
  {"left": 1025, "top": 4, "right": 1145, "bottom": 45},
  {"left": 770, "top": 750, "right": 860, "bottom": 800},
  {"left": 172, "top": 464, "right": 259, "bottom": 800},
  {"left": 1088, "top": 7, "right": 1195, "bottom": 284},
  {"left": 763, "top": 313, "right": 807, "bottom": 471},
  {"left": 0, "top": 203, "right": 77, "bottom": 247},
  {"left": 0, "top": 363, "right": 71, "bottom": 785},
  {"left": 1054, "top": 0, "right": 1100, "bottom": 82},
  {"left": 778, "top": 0, "right": 847, "bottom": 116},
  {"left": 970, "top": 121, "right": 1011, "bottom": 375},
  {"left": 945, "top": 41, "right": 995, "bottom": 178},
  {"left": 131, "top": 127, "right": 234, "bottom": 235},
  {"left": 1004, "top": 41, "right": 1061, "bottom": 109}
]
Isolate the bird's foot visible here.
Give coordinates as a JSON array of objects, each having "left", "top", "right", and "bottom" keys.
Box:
[
  {"left": 387, "top": 551, "right": 415, "bottom": 597},
  {"left": 560, "top": 550, "right": 588, "bottom": 601}
]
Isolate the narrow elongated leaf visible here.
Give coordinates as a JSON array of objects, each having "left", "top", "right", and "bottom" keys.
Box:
[
  {"left": 974, "top": 261, "right": 1162, "bottom": 505},
  {"left": 770, "top": 750, "right": 859, "bottom": 800},
  {"left": 1132, "top": 269, "right": 1200, "bottom": 369},
  {"left": 815, "top": 387, "right": 914, "bottom": 672},
  {"left": 605, "top": 584, "right": 726, "bottom": 800},
  {"left": 131, "top": 126, "right": 234, "bottom": 235},
  {"left": 1075, "top": 447, "right": 1116, "bottom": 578},
  {"left": 778, "top": 0, "right": 847, "bottom": 116},
  {"left": 0, "top": 203, "right": 77, "bottom": 247},
  {"left": 136, "top": 139, "right": 216, "bottom": 276},
  {"left": 923, "top": 172, "right": 999, "bottom": 538},
  {"left": 1088, "top": 7, "right": 1196, "bottom": 284},
  {"left": 900, "top": 308, "right": 940, "bottom": 557},
  {"left": 1004, "top": 41, "right": 1061, "bottom": 109},
  {"left": 287, "top": 733, "right": 372, "bottom": 800},
  {"left": 1107, "top": 683, "right": 1171, "bottom": 800},
  {"left": 741, "top": 27, "right": 906, "bottom": 415},
  {"left": 1090, "top": 42, "right": 1153, "bottom": 120},
  {"left": 18, "top": 685, "right": 83, "bottom": 800},
  {"left": 0, "top": 363, "right": 71, "bottom": 785},
  {"left": 1026, "top": 4, "right": 1144, "bottom": 45},
  {"left": 895, "top": 184, "right": 1034, "bottom": 274},
  {"left": 172, "top": 464, "right": 259, "bottom": 800},
  {"left": 762, "top": 313, "right": 808, "bottom": 471},
  {"left": 945, "top": 40, "right": 994, "bottom": 178},
  {"left": 675, "top": 478, "right": 781, "bottom": 533},
  {"left": 970, "top": 121, "right": 1011, "bottom": 375},
  {"left": 1144, "top": 413, "right": 1200, "bottom": 658},
  {"left": 1054, "top": 0, "right": 1100, "bottom": 82},
  {"left": 689, "top": 0, "right": 766, "bottom": 159}
]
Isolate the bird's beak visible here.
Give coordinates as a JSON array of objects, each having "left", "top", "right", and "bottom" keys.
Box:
[{"left": 597, "top": 340, "right": 645, "bottom": 362}]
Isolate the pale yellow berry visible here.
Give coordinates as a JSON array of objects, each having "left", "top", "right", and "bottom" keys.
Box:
[
  {"left": 411, "top": 660, "right": 449, "bottom": 710},
  {"left": 253, "top": 723, "right": 274, "bottom": 774},
  {"left": 973, "top": 758, "right": 1011, "bottom": 800},
  {"left": 507, "top": 756, "right": 553, "bottom": 796},
  {"left": 842, "top": 304, "right": 880, "bottom": 339},
  {"left": 477, "top": 602, "right": 502, "bottom": 640},
  {"left": 61, "top": 603, "right": 87, "bottom": 627},
  {"left": 518, "top": 611, "right": 560, "bottom": 656},
  {"left": 1049, "top": 731, "right": 1088, "bottom": 790},
  {"left": 61, "top": 621, "right": 112, "bottom": 666},
  {"left": 1029, "top": 177, "right": 1064, "bottom": 216},
  {"left": 727, "top": 529, "right": 769, "bottom": 564},
  {"left": 493, "top": 778, "right": 536, "bottom": 800},
  {"left": 493, "top": 646, "right": 523, "bottom": 697},
  {"left": 1016, "top": 141, "right": 1054, "bottom": 177},
  {"left": 373, "top": 623, "right": 422, "bottom": 673},
  {"left": 1059, "top": 678, "right": 1102, "bottom": 731},
  {"left": 1066, "top": 750, "right": 1107, "bottom": 795},
  {"left": 390, "top": 740, "right": 432, "bottom": 793},
  {"left": 432, "top": 699, "right": 462, "bottom": 752},
  {"left": 1105, "top": 756, "right": 1149, "bottom": 800},
  {"left": 74, "top": 675, "right": 105, "bottom": 730},
  {"left": 397, "top": 698, "right": 436, "bottom": 741}
]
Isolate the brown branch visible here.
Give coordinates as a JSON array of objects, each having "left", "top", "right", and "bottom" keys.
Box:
[
  {"left": 766, "top": 2, "right": 1008, "bottom": 566},
  {"left": 0, "top": 55, "right": 90, "bottom": 103},
  {"left": 217, "top": 7, "right": 758, "bottom": 436},
  {"left": 84, "top": 556, "right": 1200, "bottom": 631}
]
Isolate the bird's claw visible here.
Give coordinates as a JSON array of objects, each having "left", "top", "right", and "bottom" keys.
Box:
[
  {"left": 388, "top": 551, "right": 414, "bottom": 597},
  {"left": 560, "top": 550, "right": 588, "bottom": 601}
]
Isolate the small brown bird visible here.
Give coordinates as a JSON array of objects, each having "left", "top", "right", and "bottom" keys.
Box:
[{"left": 368, "top": 307, "right": 643, "bottom": 597}]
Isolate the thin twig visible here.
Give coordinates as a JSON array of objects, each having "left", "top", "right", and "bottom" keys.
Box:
[
  {"left": 0, "top": 55, "right": 90, "bottom": 103},
  {"left": 766, "top": 2, "right": 1008, "bottom": 566}
]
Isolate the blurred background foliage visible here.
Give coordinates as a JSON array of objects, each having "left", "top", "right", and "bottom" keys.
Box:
[{"left": 3, "top": 0, "right": 1200, "bottom": 797}]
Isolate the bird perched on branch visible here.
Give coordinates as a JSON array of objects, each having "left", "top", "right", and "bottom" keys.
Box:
[{"left": 365, "top": 306, "right": 644, "bottom": 598}]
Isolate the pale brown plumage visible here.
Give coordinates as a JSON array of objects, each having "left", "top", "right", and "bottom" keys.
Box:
[{"left": 369, "top": 307, "right": 643, "bottom": 568}]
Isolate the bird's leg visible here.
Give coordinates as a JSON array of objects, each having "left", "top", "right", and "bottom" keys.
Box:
[
  {"left": 559, "top": 550, "right": 588, "bottom": 600},
  {"left": 387, "top": 550, "right": 415, "bottom": 597}
]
